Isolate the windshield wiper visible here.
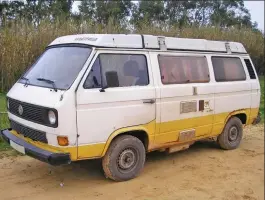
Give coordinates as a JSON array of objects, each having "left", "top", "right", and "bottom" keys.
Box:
[
  {"left": 20, "top": 76, "right": 30, "bottom": 87},
  {"left": 37, "top": 78, "right": 58, "bottom": 92}
]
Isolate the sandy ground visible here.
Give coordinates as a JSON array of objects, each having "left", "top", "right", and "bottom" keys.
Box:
[{"left": 0, "top": 124, "right": 264, "bottom": 200}]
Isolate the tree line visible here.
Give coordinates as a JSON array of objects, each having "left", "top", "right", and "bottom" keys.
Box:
[
  {"left": 0, "top": 0, "right": 261, "bottom": 32},
  {"left": 0, "top": 1, "right": 264, "bottom": 93}
]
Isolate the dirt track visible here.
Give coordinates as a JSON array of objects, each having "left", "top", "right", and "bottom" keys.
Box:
[{"left": 0, "top": 125, "right": 264, "bottom": 200}]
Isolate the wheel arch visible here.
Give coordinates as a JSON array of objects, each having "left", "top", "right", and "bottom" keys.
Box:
[
  {"left": 224, "top": 109, "right": 249, "bottom": 125},
  {"left": 101, "top": 122, "right": 155, "bottom": 157}
]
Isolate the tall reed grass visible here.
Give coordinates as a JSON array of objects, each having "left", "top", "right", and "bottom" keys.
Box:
[{"left": 0, "top": 19, "right": 264, "bottom": 93}]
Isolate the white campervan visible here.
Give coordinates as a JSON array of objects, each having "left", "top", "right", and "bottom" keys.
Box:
[{"left": 1, "top": 34, "right": 261, "bottom": 181}]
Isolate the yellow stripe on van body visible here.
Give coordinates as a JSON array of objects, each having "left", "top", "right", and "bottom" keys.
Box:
[
  {"left": 248, "top": 107, "right": 259, "bottom": 125},
  {"left": 151, "top": 108, "right": 258, "bottom": 149},
  {"left": 9, "top": 130, "right": 105, "bottom": 161},
  {"left": 9, "top": 120, "right": 157, "bottom": 161},
  {"left": 101, "top": 120, "right": 156, "bottom": 156},
  {"left": 211, "top": 109, "right": 250, "bottom": 134},
  {"left": 8, "top": 108, "right": 258, "bottom": 161},
  {"left": 156, "top": 114, "right": 214, "bottom": 144}
]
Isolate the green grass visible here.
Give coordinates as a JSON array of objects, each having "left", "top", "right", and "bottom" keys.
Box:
[
  {"left": 0, "top": 141, "right": 10, "bottom": 151},
  {"left": 0, "top": 93, "right": 7, "bottom": 112},
  {"left": 0, "top": 93, "right": 9, "bottom": 131},
  {"left": 0, "top": 93, "right": 9, "bottom": 151}
]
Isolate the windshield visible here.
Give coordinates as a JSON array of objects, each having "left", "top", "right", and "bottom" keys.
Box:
[{"left": 19, "top": 46, "right": 92, "bottom": 90}]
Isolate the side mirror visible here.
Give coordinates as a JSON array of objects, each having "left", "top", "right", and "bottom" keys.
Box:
[{"left": 100, "top": 71, "right": 119, "bottom": 92}]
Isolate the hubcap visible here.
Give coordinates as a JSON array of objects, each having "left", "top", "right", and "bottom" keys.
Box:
[
  {"left": 118, "top": 149, "right": 136, "bottom": 170},
  {"left": 228, "top": 126, "right": 238, "bottom": 142}
]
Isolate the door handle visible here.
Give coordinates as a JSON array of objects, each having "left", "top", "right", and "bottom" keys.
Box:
[{"left": 143, "top": 99, "right": 156, "bottom": 104}]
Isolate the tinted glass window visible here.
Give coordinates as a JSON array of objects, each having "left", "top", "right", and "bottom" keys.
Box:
[
  {"left": 84, "top": 54, "right": 149, "bottom": 89},
  {"left": 212, "top": 57, "right": 246, "bottom": 82},
  {"left": 244, "top": 59, "right": 256, "bottom": 79},
  {"left": 101, "top": 54, "right": 148, "bottom": 87},
  {"left": 84, "top": 58, "right": 102, "bottom": 89},
  {"left": 158, "top": 55, "right": 210, "bottom": 84}
]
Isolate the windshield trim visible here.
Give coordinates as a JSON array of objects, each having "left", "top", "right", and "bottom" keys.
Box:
[
  {"left": 18, "top": 45, "right": 92, "bottom": 91},
  {"left": 46, "top": 43, "right": 93, "bottom": 50}
]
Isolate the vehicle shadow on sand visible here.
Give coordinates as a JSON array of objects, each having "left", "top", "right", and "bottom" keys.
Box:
[{"left": 57, "top": 140, "right": 220, "bottom": 181}]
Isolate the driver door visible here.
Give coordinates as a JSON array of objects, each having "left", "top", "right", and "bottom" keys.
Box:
[{"left": 76, "top": 50, "right": 156, "bottom": 159}]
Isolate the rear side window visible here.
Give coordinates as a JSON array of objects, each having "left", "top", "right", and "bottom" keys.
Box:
[
  {"left": 244, "top": 59, "right": 256, "bottom": 79},
  {"left": 84, "top": 54, "right": 149, "bottom": 89},
  {"left": 212, "top": 57, "right": 246, "bottom": 82},
  {"left": 158, "top": 55, "right": 210, "bottom": 84}
]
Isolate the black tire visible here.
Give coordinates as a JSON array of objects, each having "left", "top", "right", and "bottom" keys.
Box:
[
  {"left": 217, "top": 117, "right": 243, "bottom": 150},
  {"left": 102, "top": 135, "right": 146, "bottom": 181}
]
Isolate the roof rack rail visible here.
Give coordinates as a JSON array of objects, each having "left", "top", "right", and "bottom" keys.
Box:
[
  {"left": 49, "top": 34, "right": 248, "bottom": 54},
  {"left": 158, "top": 36, "right": 167, "bottom": 50},
  {"left": 225, "top": 42, "right": 232, "bottom": 54}
]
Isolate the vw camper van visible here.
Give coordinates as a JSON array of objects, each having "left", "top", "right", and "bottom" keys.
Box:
[{"left": 1, "top": 34, "right": 261, "bottom": 181}]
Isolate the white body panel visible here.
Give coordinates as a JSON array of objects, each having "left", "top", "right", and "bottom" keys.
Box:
[
  {"left": 211, "top": 55, "right": 259, "bottom": 119},
  {"left": 213, "top": 81, "right": 252, "bottom": 114},
  {"left": 76, "top": 51, "right": 156, "bottom": 145},
  {"left": 7, "top": 84, "right": 78, "bottom": 146},
  {"left": 149, "top": 52, "right": 215, "bottom": 141}
]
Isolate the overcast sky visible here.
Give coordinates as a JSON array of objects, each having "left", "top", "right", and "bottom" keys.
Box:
[
  {"left": 244, "top": 1, "right": 264, "bottom": 31},
  {"left": 72, "top": 1, "right": 264, "bottom": 31}
]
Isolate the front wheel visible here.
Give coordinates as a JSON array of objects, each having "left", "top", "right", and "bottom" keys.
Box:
[
  {"left": 102, "top": 135, "right": 146, "bottom": 181},
  {"left": 217, "top": 117, "right": 243, "bottom": 150}
]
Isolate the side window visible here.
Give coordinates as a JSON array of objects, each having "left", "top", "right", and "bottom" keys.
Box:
[
  {"left": 158, "top": 55, "right": 210, "bottom": 84},
  {"left": 211, "top": 57, "right": 246, "bottom": 82},
  {"left": 244, "top": 59, "right": 256, "bottom": 79},
  {"left": 99, "top": 54, "right": 149, "bottom": 87},
  {"left": 84, "top": 58, "right": 102, "bottom": 89},
  {"left": 84, "top": 54, "right": 149, "bottom": 89}
]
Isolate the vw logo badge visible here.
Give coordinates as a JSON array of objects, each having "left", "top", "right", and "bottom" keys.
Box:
[{"left": 18, "top": 105, "right": 23, "bottom": 115}]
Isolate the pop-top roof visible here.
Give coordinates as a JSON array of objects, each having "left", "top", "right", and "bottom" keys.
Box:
[{"left": 48, "top": 34, "right": 247, "bottom": 54}]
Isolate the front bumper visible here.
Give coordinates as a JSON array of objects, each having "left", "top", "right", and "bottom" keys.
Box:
[{"left": 1, "top": 129, "right": 71, "bottom": 166}]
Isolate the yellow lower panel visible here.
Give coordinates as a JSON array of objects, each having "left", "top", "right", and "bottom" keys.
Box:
[
  {"left": 9, "top": 130, "right": 105, "bottom": 161},
  {"left": 211, "top": 123, "right": 224, "bottom": 136},
  {"left": 77, "top": 143, "right": 106, "bottom": 159},
  {"left": 248, "top": 108, "right": 260, "bottom": 125},
  {"left": 156, "top": 115, "right": 213, "bottom": 144},
  {"left": 101, "top": 120, "right": 156, "bottom": 156},
  {"left": 154, "top": 108, "right": 256, "bottom": 145},
  {"left": 159, "top": 114, "right": 213, "bottom": 134},
  {"left": 9, "top": 108, "right": 259, "bottom": 160}
]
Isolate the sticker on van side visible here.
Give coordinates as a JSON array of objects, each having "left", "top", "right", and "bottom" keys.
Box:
[
  {"left": 74, "top": 37, "right": 97, "bottom": 41},
  {"left": 180, "top": 101, "right": 197, "bottom": 113}
]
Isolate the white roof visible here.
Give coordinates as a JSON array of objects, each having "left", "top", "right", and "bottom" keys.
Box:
[{"left": 49, "top": 34, "right": 247, "bottom": 54}]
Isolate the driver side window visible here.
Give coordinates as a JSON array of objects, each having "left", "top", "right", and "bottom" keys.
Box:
[
  {"left": 83, "top": 53, "right": 149, "bottom": 89},
  {"left": 83, "top": 58, "right": 102, "bottom": 89},
  {"left": 84, "top": 53, "right": 149, "bottom": 89}
]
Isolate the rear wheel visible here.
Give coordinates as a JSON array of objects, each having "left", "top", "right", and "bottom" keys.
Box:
[
  {"left": 102, "top": 135, "right": 146, "bottom": 181},
  {"left": 217, "top": 117, "right": 243, "bottom": 150}
]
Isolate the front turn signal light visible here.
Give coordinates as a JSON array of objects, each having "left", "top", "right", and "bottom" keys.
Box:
[{"left": 57, "top": 136, "right": 69, "bottom": 146}]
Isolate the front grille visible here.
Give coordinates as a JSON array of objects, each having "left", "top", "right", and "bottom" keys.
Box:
[
  {"left": 10, "top": 120, "right": 48, "bottom": 143},
  {"left": 7, "top": 98, "right": 58, "bottom": 127},
  {"left": 8, "top": 98, "right": 44, "bottom": 123}
]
